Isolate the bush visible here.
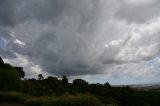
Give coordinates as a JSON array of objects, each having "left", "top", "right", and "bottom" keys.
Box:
[
  {"left": 0, "top": 91, "right": 26, "bottom": 103},
  {"left": 26, "top": 94, "right": 104, "bottom": 106},
  {"left": 0, "top": 64, "right": 22, "bottom": 91}
]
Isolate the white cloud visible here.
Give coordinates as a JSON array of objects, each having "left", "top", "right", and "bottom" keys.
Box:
[
  {"left": 157, "top": 58, "right": 160, "bottom": 64},
  {"left": 4, "top": 54, "right": 50, "bottom": 78},
  {"left": 126, "top": 0, "right": 155, "bottom": 3},
  {"left": 13, "top": 39, "right": 25, "bottom": 47}
]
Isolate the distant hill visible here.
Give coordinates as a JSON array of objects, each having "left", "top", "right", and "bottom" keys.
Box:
[{"left": 129, "top": 84, "right": 160, "bottom": 91}]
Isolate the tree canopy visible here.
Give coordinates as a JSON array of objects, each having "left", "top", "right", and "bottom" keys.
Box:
[{"left": 0, "top": 64, "right": 22, "bottom": 91}]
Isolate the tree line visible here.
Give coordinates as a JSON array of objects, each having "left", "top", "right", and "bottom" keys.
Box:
[{"left": 1, "top": 58, "right": 160, "bottom": 106}]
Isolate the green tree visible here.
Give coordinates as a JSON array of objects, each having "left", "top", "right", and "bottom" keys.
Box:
[
  {"left": 0, "top": 64, "right": 22, "bottom": 91},
  {"left": 104, "top": 82, "right": 111, "bottom": 88},
  {"left": 0, "top": 57, "right": 4, "bottom": 66},
  {"left": 62, "top": 75, "right": 68, "bottom": 85},
  {"left": 44, "top": 76, "right": 64, "bottom": 95},
  {"left": 73, "top": 79, "right": 88, "bottom": 86},
  {"left": 38, "top": 74, "right": 44, "bottom": 80},
  {"left": 73, "top": 79, "right": 88, "bottom": 93},
  {"left": 15, "top": 67, "right": 25, "bottom": 79}
]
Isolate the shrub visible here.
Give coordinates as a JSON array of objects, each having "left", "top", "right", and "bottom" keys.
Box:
[
  {"left": 0, "top": 91, "right": 26, "bottom": 103},
  {"left": 26, "top": 94, "right": 104, "bottom": 106},
  {"left": 0, "top": 64, "right": 22, "bottom": 91}
]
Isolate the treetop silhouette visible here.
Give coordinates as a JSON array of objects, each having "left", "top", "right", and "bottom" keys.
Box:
[{"left": 0, "top": 56, "right": 4, "bottom": 66}]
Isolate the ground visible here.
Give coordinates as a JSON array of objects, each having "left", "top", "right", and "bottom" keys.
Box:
[{"left": 0, "top": 104, "right": 26, "bottom": 106}]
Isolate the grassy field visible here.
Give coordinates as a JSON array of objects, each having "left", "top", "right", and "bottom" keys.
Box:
[{"left": 0, "top": 91, "right": 112, "bottom": 106}]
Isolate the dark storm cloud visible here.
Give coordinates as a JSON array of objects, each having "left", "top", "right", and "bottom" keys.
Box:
[
  {"left": 0, "top": 0, "right": 65, "bottom": 26},
  {"left": 0, "top": 27, "right": 18, "bottom": 58},
  {"left": 0, "top": 0, "right": 117, "bottom": 76},
  {"left": 0, "top": 0, "right": 160, "bottom": 80}
]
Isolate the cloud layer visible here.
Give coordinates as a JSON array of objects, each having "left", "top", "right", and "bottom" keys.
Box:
[{"left": 0, "top": 0, "right": 160, "bottom": 84}]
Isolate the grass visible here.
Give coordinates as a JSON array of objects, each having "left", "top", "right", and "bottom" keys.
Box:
[
  {"left": 0, "top": 91, "right": 26, "bottom": 103},
  {"left": 26, "top": 94, "right": 102, "bottom": 106},
  {"left": 0, "top": 91, "right": 116, "bottom": 106}
]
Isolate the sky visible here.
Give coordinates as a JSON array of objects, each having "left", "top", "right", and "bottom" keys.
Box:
[{"left": 0, "top": 0, "right": 160, "bottom": 85}]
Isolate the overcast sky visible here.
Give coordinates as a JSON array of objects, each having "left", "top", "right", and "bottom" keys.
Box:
[{"left": 0, "top": 0, "right": 160, "bottom": 85}]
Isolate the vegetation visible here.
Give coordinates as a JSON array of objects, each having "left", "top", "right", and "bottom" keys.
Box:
[
  {"left": 1, "top": 60, "right": 160, "bottom": 106},
  {"left": 0, "top": 64, "right": 22, "bottom": 91},
  {"left": 26, "top": 94, "right": 102, "bottom": 106},
  {"left": 0, "top": 91, "right": 26, "bottom": 103}
]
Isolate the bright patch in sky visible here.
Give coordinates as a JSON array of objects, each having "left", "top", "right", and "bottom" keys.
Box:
[
  {"left": 0, "top": 37, "right": 7, "bottom": 49},
  {"left": 14, "top": 39, "right": 25, "bottom": 46},
  {"left": 127, "top": 0, "right": 154, "bottom": 3}
]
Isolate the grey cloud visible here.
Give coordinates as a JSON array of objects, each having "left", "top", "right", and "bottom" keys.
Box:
[
  {"left": 0, "top": 27, "right": 19, "bottom": 58},
  {"left": 0, "top": 0, "right": 118, "bottom": 76},
  {"left": 100, "top": 35, "right": 132, "bottom": 64},
  {"left": 0, "top": 0, "right": 160, "bottom": 80},
  {"left": 116, "top": 0, "right": 160, "bottom": 23},
  {"left": 0, "top": 0, "right": 65, "bottom": 26},
  {"left": 100, "top": 34, "right": 160, "bottom": 64}
]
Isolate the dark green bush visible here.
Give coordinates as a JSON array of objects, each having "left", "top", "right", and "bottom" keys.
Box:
[
  {"left": 0, "top": 64, "right": 22, "bottom": 91},
  {"left": 0, "top": 91, "right": 25, "bottom": 103},
  {"left": 26, "top": 94, "right": 104, "bottom": 106}
]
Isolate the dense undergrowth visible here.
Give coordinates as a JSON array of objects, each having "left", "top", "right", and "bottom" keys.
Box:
[{"left": 0, "top": 91, "right": 110, "bottom": 106}]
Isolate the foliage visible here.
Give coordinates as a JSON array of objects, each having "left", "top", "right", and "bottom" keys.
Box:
[
  {"left": 73, "top": 79, "right": 88, "bottom": 86},
  {"left": 0, "top": 64, "right": 22, "bottom": 91},
  {"left": 26, "top": 94, "right": 103, "bottom": 106},
  {"left": 72, "top": 79, "right": 89, "bottom": 93},
  {"left": 0, "top": 91, "right": 26, "bottom": 103},
  {"left": 15, "top": 67, "right": 25, "bottom": 79},
  {"left": 62, "top": 75, "right": 68, "bottom": 85},
  {"left": 23, "top": 76, "right": 65, "bottom": 96},
  {"left": 104, "top": 82, "right": 111, "bottom": 88},
  {"left": 38, "top": 74, "right": 44, "bottom": 80},
  {"left": 2, "top": 61, "right": 160, "bottom": 106}
]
